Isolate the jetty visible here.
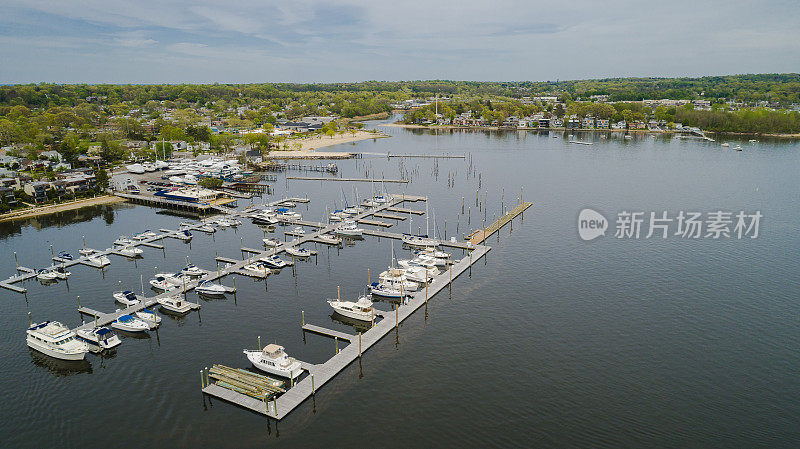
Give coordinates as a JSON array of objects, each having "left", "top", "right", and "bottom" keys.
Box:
[{"left": 286, "top": 176, "right": 408, "bottom": 183}]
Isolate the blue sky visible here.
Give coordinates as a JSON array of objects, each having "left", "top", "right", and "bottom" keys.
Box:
[{"left": 1, "top": 0, "right": 798, "bottom": 83}]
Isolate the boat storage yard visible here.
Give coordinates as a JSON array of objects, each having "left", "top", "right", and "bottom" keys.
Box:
[{"left": 6, "top": 188, "right": 530, "bottom": 421}]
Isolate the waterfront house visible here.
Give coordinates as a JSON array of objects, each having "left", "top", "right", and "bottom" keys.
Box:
[
  {"left": 596, "top": 119, "right": 610, "bottom": 129},
  {"left": 0, "top": 186, "right": 17, "bottom": 206},
  {"left": 24, "top": 181, "right": 51, "bottom": 203}
]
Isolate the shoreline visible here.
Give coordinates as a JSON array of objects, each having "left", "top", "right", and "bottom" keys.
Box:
[
  {"left": 265, "top": 131, "right": 390, "bottom": 159},
  {"left": 382, "top": 122, "right": 800, "bottom": 138},
  {"left": 0, "top": 195, "right": 125, "bottom": 223}
]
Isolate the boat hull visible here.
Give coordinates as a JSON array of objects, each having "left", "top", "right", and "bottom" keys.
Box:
[
  {"left": 245, "top": 351, "right": 303, "bottom": 379},
  {"left": 26, "top": 338, "right": 86, "bottom": 361}
]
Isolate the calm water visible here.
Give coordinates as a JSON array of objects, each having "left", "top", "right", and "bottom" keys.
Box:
[{"left": 1, "top": 118, "right": 798, "bottom": 447}]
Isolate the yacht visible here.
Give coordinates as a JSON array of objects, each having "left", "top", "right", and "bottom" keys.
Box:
[
  {"left": 52, "top": 266, "right": 71, "bottom": 279},
  {"left": 195, "top": 280, "right": 232, "bottom": 296},
  {"left": 76, "top": 327, "right": 122, "bottom": 353},
  {"left": 134, "top": 308, "right": 162, "bottom": 328},
  {"left": 260, "top": 255, "right": 288, "bottom": 269},
  {"left": 27, "top": 321, "right": 90, "bottom": 360},
  {"left": 403, "top": 266, "right": 434, "bottom": 284},
  {"left": 113, "top": 290, "right": 141, "bottom": 306},
  {"left": 114, "top": 236, "right": 135, "bottom": 246},
  {"left": 263, "top": 238, "right": 281, "bottom": 247},
  {"left": 175, "top": 230, "right": 192, "bottom": 242},
  {"left": 241, "top": 261, "right": 270, "bottom": 277},
  {"left": 86, "top": 254, "right": 111, "bottom": 267},
  {"left": 36, "top": 269, "right": 59, "bottom": 282},
  {"left": 328, "top": 294, "right": 375, "bottom": 322},
  {"left": 243, "top": 344, "right": 303, "bottom": 379},
  {"left": 252, "top": 212, "right": 279, "bottom": 226},
  {"left": 117, "top": 246, "right": 143, "bottom": 258},
  {"left": 180, "top": 264, "right": 205, "bottom": 277},
  {"left": 335, "top": 220, "right": 363, "bottom": 237},
  {"left": 285, "top": 246, "right": 311, "bottom": 258},
  {"left": 111, "top": 314, "right": 150, "bottom": 333},
  {"left": 149, "top": 275, "right": 177, "bottom": 291},
  {"left": 158, "top": 295, "right": 198, "bottom": 314}
]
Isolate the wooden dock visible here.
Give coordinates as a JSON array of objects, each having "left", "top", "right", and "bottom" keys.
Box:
[
  {"left": 386, "top": 207, "right": 425, "bottom": 215},
  {"left": 469, "top": 201, "right": 533, "bottom": 245},
  {"left": 356, "top": 219, "right": 393, "bottom": 228},
  {"left": 301, "top": 324, "right": 356, "bottom": 342},
  {"left": 386, "top": 153, "right": 465, "bottom": 158},
  {"left": 286, "top": 176, "right": 408, "bottom": 183},
  {"left": 373, "top": 212, "right": 407, "bottom": 220}
]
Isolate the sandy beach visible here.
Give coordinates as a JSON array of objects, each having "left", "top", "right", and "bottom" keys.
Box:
[
  {"left": 0, "top": 195, "right": 124, "bottom": 223},
  {"left": 265, "top": 131, "right": 390, "bottom": 159}
]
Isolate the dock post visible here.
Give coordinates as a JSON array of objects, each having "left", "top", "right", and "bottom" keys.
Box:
[
  {"left": 462, "top": 196, "right": 464, "bottom": 214},
  {"left": 28, "top": 312, "right": 31, "bottom": 325},
  {"left": 395, "top": 304, "right": 398, "bottom": 329},
  {"left": 232, "top": 277, "right": 236, "bottom": 294},
  {"left": 301, "top": 310, "right": 305, "bottom": 326},
  {"left": 367, "top": 268, "right": 370, "bottom": 284},
  {"left": 119, "top": 280, "right": 122, "bottom": 291},
  {"left": 77, "top": 295, "right": 81, "bottom": 309},
  {"left": 311, "top": 374, "right": 315, "bottom": 395},
  {"left": 14, "top": 252, "right": 18, "bottom": 269},
  {"left": 200, "top": 370, "right": 205, "bottom": 388},
  {"left": 258, "top": 335, "right": 261, "bottom": 351},
  {"left": 359, "top": 332, "right": 362, "bottom": 358},
  {"left": 273, "top": 398, "right": 278, "bottom": 416},
  {"left": 50, "top": 244, "right": 53, "bottom": 258},
  {"left": 335, "top": 336, "right": 338, "bottom": 354},
  {"left": 425, "top": 279, "right": 428, "bottom": 303},
  {"left": 444, "top": 221, "right": 447, "bottom": 240},
  {"left": 468, "top": 207, "right": 471, "bottom": 225},
  {"left": 448, "top": 255, "right": 452, "bottom": 294}
]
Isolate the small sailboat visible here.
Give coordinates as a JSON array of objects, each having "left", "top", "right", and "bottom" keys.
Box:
[
  {"left": 113, "top": 290, "right": 141, "bottom": 306},
  {"left": 243, "top": 344, "right": 303, "bottom": 379},
  {"left": 76, "top": 327, "right": 122, "bottom": 353},
  {"left": 111, "top": 314, "right": 150, "bottom": 333}
]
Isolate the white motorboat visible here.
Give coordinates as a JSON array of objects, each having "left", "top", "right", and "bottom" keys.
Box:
[
  {"left": 418, "top": 247, "right": 450, "bottom": 260},
  {"left": 241, "top": 261, "right": 271, "bottom": 278},
  {"left": 244, "top": 344, "right": 303, "bottom": 379},
  {"left": 142, "top": 162, "right": 157, "bottom": 172},
  {"left": 260, "top": 255, "right": 288, "bottom": 269},
  {"left": 111, "top": 314, "right": 150, "bottom": 332},
  {"left": 180, "top": 264, "right": 205, "bottom": 277},
  {"left": 275, "top": 208, "right": 301, "bottom": 221},
  {"left": 373, "top": 195, "right": 388, "bottom": 204},
  {"left": 362, "top": 199, "right": 378, "bottom": 207},
  {"left": 285, "top": 247, "right": 311, "bottom": 258},
  {"left": 36, "top": 269, "right": 59, "bottom": 281},
  {"left": 78, "top": 248, "right": 95, "bottom": 256},
  {"left": 335, "top": 220, "right": 363, "bottom": 237},
  {"left": 195, "top": 280, "right": 233, "bottom": 296},
  {"left": 417, "top": 252, "right": 448, "bottom": 266},
  {"left": 252, "top": 212, "right": 279, "bottom": 226},
  {"left": 113, "top": 290, "right": 141, "bottom": 306},
  {"left": 368, "top": 281, "right": 408, "bottom": 298},
  {"left": 380, "top": 268, "right": 420, "bottom": 291},
  {"left": 134, "top": 308, "right": 162, "bottom": 328},
  {"left": 149, "top": 275, "right": 177, "bottom": 291},
  {"left": 721, "top": 143, "right": 730, "bottom": 147},
  {"left": 86, "top": 254, "right": 111, "bottom": 267},
  {"left": 164, "top": 272, "right": 190, "bottom": 286},
  {"left": 27, "top": 321, "right": 90, "bottom": 360},
  {"left": 58, "top": 251, "right": 73, "bottom": 261},
  {"left": 76, "top": 327, "right": 122, "bottom": 353},
  {"left": 263, "top": 238, "right": 281, "bottom": 247},
  {"left": 328, "top": 294, "right": 375, "bottom": 322},
  {"left": 290, "top": 226, "right": 305, "bottom": 235},
  {"left": 175, "top": 230, "right": 192, "bottom": 242},
  {"left": 116, "top": 246, "right": 143, "bottom": 258},
  {"left": 52, "top": 266, "right": 71, "bottom": 279},
  {"left": 329, "top": 210, "right": 349, "bottom": 222},
  {"left": 316, "top": 234, "right": 342, "bottom": 245},
  {"left": 114, "top": 236, "right": 135, "bottom": 246},
  {"left": 223, "top": 218, "right": 242, "bottom": 227},
  {"left": 158, "top": 295, "right": 198, "bottom": 314},
  {"left": 397, "top": 258, "right": 440, "bottom": 277}
]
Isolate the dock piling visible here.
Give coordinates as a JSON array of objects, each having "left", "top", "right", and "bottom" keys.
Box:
[
  {"left": 76, "top": 295, "right": 81, "bottom": 309},
  {"left": 258, "top": 335, "right": 261, "bottom": 351},
  {"left": 301, "top": 311, "right": 305, "bottom": 326}
]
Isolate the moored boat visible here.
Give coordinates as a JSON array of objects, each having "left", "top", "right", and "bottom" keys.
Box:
[
  {"left": 111, "top": 314, "right": 150, "bottom": 332},
  {"left": 243, "top": 344, "right": 303, "bottom": 379},
  {"left": 27, "top": 321, "right": 89, "bottom": 360},
  {"left": 76, "top": 327, "right": 122, "bottom": 353}
]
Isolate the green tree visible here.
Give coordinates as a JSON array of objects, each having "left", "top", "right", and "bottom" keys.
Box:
[{"left": 95, "top": 168, "right": 109, "bottom": 189}]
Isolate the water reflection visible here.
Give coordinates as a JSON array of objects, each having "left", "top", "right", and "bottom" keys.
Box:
[
  {"left": 28, "top": 349, "right": 92, "bottom": 376},
  {"left": 328, "top": 313, "right": 372, "bottom": 334}
]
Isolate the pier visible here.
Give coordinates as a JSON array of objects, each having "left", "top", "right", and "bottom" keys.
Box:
[
  {"left": 469, "top": 201, "right": 533, "bottom": 245},
  {"left": 286, "top": 176, "right": 409, "bottom": 183}
]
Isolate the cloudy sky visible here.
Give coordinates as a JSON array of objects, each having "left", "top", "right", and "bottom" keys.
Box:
[{"left": 1, "top": 0, "right": 798, "bottom": 83}]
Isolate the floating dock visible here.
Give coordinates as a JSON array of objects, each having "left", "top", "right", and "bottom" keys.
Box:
[{"left": 286, "top": 176, "right": 409, "bottom": 183}]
